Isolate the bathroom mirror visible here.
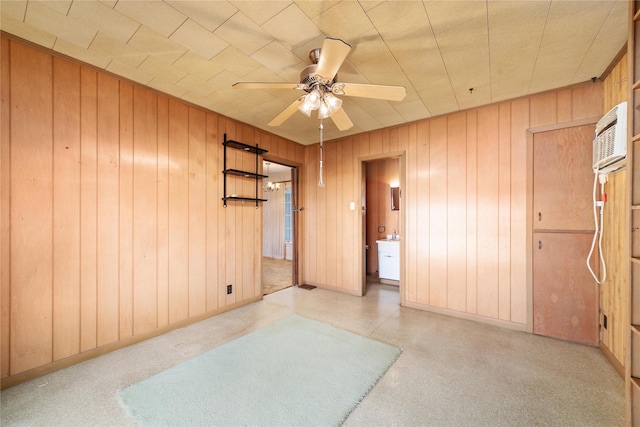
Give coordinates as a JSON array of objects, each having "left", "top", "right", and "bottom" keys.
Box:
[{"left": 390, "top": 187, "right": 400, "bottom": 211}]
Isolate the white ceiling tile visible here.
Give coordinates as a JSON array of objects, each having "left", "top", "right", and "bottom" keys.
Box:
[
  {"left": 177, "top": 74, "right": 216, "bottom": 96},
  {"left": 262, "top": 3, "right": 323, "bottom": 49},
  {"left": 98, "top": 0, "right": 118, "bottom": 8},
  {"left": 89, "top": 31, "right": 147, "bottom": 69},
  {"left": 294, "top": 0, "right": 340, "bottom": 20},
  {"left": 366, "top": 1, "right": 428, "bottom": 38},
  {"left": 114, "top": 0, "right": 187, "bottom": 38},
  {"left": 231, "top": 1, "right": 291, "bottom": 25},
  {"left": 147, "top": 78, "right": 189, "bottom": 99},
  {"left": 25, "top": 1, "right": 96, "bottom": 49},
  {"left": 1, "top": 0, "right": 27, "bottom": 22},
  {"left": 33, "top": 0, "right": 71, "bottom": 16},
  {"left": 68, "top": 1, "right": 139, "bottom": 44},
  {"left": 251, "top": 40, "right": 306, "bottom": 75},
  {"left": 172, "top": 51, "right": 224, "bottom": 81},
  {"left": 54, "top": 37, "right": 111, "bottom": 69},
  {"left": 165, "top": 0, "right": 237, "bottom": 31},
  {"left": 573, "top": 1, "right": 628, "bottom": 82},
  {"left": 0, "top": 14, "right": 57, "bottom": 48},
  {"left": 106, "top": 58, "right": 155, "bottom": 85},
  {"left": 312, "top": 1, "right": 375, "bottom": 41},
  {"left": 137, "top": 56, "right": 187, "bottom": 84},
  {"left": 210, "top": 46, "right": 263, "bottom": 79},
  {"left": 214, "top": 11, "right": 273, "bottom": 55},
  {"left": 127, "top": 25, "right": 187, "bottom": 64},
  {"left": 170, "top": 19, "right": 228, "bottom": 60}
]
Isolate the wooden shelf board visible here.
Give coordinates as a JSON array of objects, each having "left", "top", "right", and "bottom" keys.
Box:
[
  {"left": 223, "top": 139, "right": 268, "bottom": 155},
  {"left": 222, "top": 196, "right": 268, "bottom": 202},
  {"left": 223, "top": 169, "right": 268, "bottom": 179}
]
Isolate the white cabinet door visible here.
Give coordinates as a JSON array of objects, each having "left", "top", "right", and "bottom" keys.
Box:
[{"left": 379, "top": 251, "right": 400, "bottom": 280}]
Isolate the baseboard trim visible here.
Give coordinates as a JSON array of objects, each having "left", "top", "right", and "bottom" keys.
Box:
[
  {"left": 0, "top": 296, "right": 262, "bottom": 390},
  {"left": 599, "top": 342, "right": 624, "bottom": 379},
  {"left": 402, "top": 300, "right": 528, "bottom": 332}
]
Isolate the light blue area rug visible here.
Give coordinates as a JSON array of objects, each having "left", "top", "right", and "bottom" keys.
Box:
[{"left": 118, "top": 315, "right": 401, "bottom": 426}]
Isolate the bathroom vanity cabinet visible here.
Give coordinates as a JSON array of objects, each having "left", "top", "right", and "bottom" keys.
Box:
[{"left": 377, "top": 240, "right": 400, "bottom": 281}]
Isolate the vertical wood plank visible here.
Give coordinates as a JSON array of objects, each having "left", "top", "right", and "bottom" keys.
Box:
[
  {"left": 1, "top": 37, "right": 11, "bottom": 377},
  {"left": 96, "top": 72, "right": 120, "bottom": 346},
  {"left": 119, "top": 82, "right": 134, "bottom": 340},
  {"left": 224, "top": 120, "right": 238, "bottom": 306},
  {"left": 132, "top": 86, "right": 158, "bottom": 335},
  {"left": 10, "top": 42, "right": 54, "bottom": 374},
  {"left": 240, "top": 124, "right": 253, "bottom": 301},
  {"left": 326, "top": 140, "right": 338, "bottom": 286},
  {"left": 557, "top": 89, "right": 572, "bottom": 123},
  {"left": 168, "top": 99, "right": 189, "bottom": 322},
  {"left": 80, "top": 67, "right": 98, "bottom": 353},
  {"left": 218, "top": 117, "right": 228, "bottom": 307},
  {"left": 307, "top": 143, "right": 318, "bottom": 283},
  {"left": 529, "top": 91, "right": 557, "bottom": 128},
  {"left": 498, "top": 103, "right": 512, "bottom": 321},
  {"left": 447, "top": 112, "right": 467, "bottom": 312},
  {"left": 332, "top": 139, "right": 343, "bottom": 288},
  {"left": 476, "top": 105, "right": 500, "bottom": 318},
  {"left": 52, "top": 57, "right": 81, "bottom": 361},
  {"left": 206, "top": 113, "right": 220, "bottom": 311},
  {"left": 429, "top": 117, "right": 448, "bottom": 307},
  {"left": 572, "top": 82, "right": 603, "bottom": 120},
  {"left": 157, "top": 95, "right": 169, "bottom": 327},
  {"left": 415, "top": 122, "right": 429, "bottom": 305},
  {"left": 188, "top": 107, "right": 207, "bottom": 315},
  {"left": 510, "top": 99, "right": 529, "bottom": 324},
  {"left": 466, "top": 110, "right": 478, "bottom": 314}
]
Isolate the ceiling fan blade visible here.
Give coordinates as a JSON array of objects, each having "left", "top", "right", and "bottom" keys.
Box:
[
  {"left": 316, "top": 38, "right": 351, "bottom": 82},
  {"left": 330, "top": 107, "right": 353, "bottom": 131},
  {"left": 338, "top": 82, "right": 406, "bottom": 101},
  {"left": 233, "top": 82, "right": 301, "bottom": 90},
  {"left": 268, "top": 97, "right": 305, "bottom": 127}
]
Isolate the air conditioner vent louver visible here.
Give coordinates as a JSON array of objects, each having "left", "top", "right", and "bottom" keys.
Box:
[{"left": 593, "top": 102, "right": 627, "bottom": 173}]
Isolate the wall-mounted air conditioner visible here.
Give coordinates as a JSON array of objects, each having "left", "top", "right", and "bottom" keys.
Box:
[{"left": 593, "top": 101, "right": 627, "bottom": 173}]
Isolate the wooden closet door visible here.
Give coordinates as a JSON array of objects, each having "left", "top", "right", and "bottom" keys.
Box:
[
  {"left": 533, "top": 232, "right": 598, "bottom": 346},
  {"left": 532, "top": 125, "right": 598, "bottom": 346},
  {"left": 533, "top": 126, "right": 595, "bottom": 232}
]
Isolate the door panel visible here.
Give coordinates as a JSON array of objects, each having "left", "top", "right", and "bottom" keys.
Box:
[
  {"left": 532, "top": 125, "right": 598, "bottom": 346},
  {"left": 533, "top": 126, "right": 595, "bottom": 231},
  {"left": 533, "top": 232, "right": 598, "bottom": 346}
]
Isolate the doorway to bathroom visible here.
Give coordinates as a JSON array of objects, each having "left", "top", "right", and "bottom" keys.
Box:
[
  {"left": 262, "top": 160, "right": 297, "bottom": 295},
  {"left": 361, "top": 155, "right": 404, "bottom": 297}
]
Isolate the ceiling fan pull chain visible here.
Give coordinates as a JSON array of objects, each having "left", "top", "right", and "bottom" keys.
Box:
[{"left": 318, "top": 120, "right": 325, "bottom": 188}]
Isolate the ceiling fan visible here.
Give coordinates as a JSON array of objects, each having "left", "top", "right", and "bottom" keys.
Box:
[{"left": 233, "top": 38, "right": 407, "bottom": 131}]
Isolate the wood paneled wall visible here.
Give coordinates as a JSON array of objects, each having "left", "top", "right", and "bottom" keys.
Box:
[
  {"left": 601, "top": 51, "right": 629, "bottom": 370},
  {"left": 0, "top": 37, "right": 304, "bottom": 385},
  {"left": 365, "top": 158, "right": 400, "bottom": 275},
  {"left": 302, "top": 82, "right": 603, "bottom": 326}
]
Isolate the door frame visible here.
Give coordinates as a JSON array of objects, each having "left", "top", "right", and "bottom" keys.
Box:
[
  {"left": 526, "top": 117, "right": 599, "bottom": 334},
  {"left": 261, "top": 156, "right": 303, "bottom": 288},
  {"left": 358, "top": 151, "right": 406, "bottom": 302}
]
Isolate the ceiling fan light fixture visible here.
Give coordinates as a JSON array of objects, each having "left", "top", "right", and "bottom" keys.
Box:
[
  {"left": 324, "top": 93, "right": 342, "bottom": 113},
  {"left": 318, "top": 102, "right": 331, "bottom": 120},
  {"left": 298, "top": 100, "right": 314, "bottom": 117}
]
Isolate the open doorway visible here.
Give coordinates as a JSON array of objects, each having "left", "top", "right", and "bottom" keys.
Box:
[
  {"left": 262, "top": 160, "right": 296, "bottom": 295},
  {"left": 362, "top": 156, "right": 402, "bottom": 296}
]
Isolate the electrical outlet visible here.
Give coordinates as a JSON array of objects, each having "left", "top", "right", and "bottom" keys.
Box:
[{"left": 227, "top": 284, "right": 233, "bottom": 295}]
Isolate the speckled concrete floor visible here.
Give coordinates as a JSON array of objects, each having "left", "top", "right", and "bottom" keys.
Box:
[{"left": 1, "top": 283, "right": 624, "bottom": 426}]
